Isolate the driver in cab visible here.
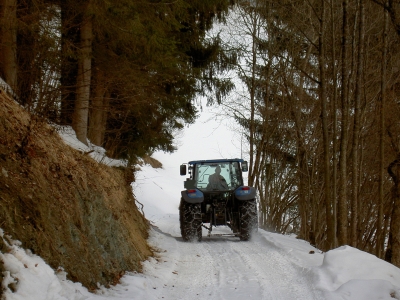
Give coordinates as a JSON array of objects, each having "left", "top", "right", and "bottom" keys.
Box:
[{"left": 208, "top": 165, "right": 229, "bottom": 190}]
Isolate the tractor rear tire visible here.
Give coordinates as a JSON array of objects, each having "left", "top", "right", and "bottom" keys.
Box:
[
  {"left": 179, "top": 199, "right": 202, "bottom": 242},
  {"left": 239, "top": 199, "right": 258, "bottom": 241}
]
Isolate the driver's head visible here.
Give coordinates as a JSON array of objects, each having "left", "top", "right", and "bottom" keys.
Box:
[{"left": 215, "top": 166, "right": 221, "bottom": 174}]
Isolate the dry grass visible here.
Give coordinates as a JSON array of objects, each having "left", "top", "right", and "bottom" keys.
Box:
[{"left": 0, "top": 89, "right": 152, "bottom": 289}]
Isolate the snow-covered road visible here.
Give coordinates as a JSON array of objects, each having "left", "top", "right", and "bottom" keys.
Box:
[{"left": 129, "top": 214, "right": 324, "bottom": 300}]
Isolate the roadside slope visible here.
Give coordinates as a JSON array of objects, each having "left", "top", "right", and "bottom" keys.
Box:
[{"left": 0, "top": 88, "right": 152, "bottom": 290}]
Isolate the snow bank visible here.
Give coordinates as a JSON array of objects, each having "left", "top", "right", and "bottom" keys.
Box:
[
  {"left": 55, "top": 125, "right": 126, "bottom": 167},
  {"left": 0, "top": 230, "right": 90, "bottom": 300},
  {"left": 315, "top": 246, "right": 400, "bottom": 300}
]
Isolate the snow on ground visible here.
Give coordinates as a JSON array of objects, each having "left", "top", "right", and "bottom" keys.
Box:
[
  {"left": 2, "top": 106, "right": 400, "bottom": 300},
  {"left": 54, "top": 125, "right": 127, "bottom": 168}
]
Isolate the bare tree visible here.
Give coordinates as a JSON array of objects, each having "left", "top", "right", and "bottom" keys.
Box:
[
  {"left": 376, "top": 3, "right": 388, "bottom": 258},
  {"left": 319, "top": 0, "right": 335, "bottom": 249},
  {"left": 350, "top": 0, "right": 365, "bottom": 248},
  {"left": 337, "top": 0, "right": 350, "bottom": 246}
]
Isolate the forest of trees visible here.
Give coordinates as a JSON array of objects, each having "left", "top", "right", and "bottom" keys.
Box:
[
  {"left": 0, "top": 0, "right": 235, "bottom": 160},
  {"left": 216, "top": 0, "right": 400, "bottom": 267},
  {"left": 2, "top": 0, "right": 400, "bottom": 268}
]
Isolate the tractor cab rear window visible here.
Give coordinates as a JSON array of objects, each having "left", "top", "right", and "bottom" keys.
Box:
[{"left": 194, "top": 162, "right": 243, "bottom": 191}]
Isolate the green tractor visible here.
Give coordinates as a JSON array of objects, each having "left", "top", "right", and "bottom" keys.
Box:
[{"left": 179, "top": 159, "right": 258, "bottom": 242}]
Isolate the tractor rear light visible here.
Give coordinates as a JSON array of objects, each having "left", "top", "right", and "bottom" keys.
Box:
[
  {"left": 242, "top": 186, "right": 250, "bottom": 191},
  {"left": 187, "top": 189, "right": 196, "bottom": 193}
]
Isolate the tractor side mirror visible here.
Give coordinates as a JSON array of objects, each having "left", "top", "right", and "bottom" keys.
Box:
[
  {"left": 180, "top": 164, "right": 187, "bottom": 176},
  {"left": 241, "top": 161, "right": 248, "bottom": 172}
]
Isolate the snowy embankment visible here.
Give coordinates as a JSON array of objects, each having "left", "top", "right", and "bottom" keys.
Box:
[{"left": 2, "top": 111, "right": 400, "bottom": 300}]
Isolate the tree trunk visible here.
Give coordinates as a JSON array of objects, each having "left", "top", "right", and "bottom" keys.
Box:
[
  {"left": 0, "top": 0, "right": 17, "bottom": 93},
  {"left": 387, "top": 155, "right": 400, "bottom": 267},
  {"left": 350, "top": 0, "right": 365, "bottom": 248},
  {"left": 248, "top": 10, "right": 258, "bottom": 186},
  {"left": 72, "top": 8, "right": 92, "bottom": 145},
  {"left": 60, "top": 0, "right": 80, "bottom": 125},
  {"left": 338, "top": 0, "right": 350, "bottom": 246},
  {"left": 297, "top": 147, "right": 308, "bottom": 240},
  {"left": 377, "top": 4, "right": 388, "bottom": 258},
  {"left": 319, "top": 0, "right": 334, "bottom": 249},
  {"left": 330, "top": 0, "right": 339, "bottom": 249},
  {"left": 16, "top": 0, "right": 39, "bottom": 108},
  {"left": 88, "top": 68, "right": 108, "bottom": 146}
]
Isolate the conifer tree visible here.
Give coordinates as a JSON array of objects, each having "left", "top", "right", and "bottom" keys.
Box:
[
  {"left": 2, "top": 0, "right": 233, "bottom": 157},
  {"left": 85, "top": 0, "right": 234, "bottom": 159}
]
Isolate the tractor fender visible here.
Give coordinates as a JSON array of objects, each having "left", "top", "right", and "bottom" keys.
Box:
[
  {"left": 235, "top": 186, "right": 257, "bottom": 201},
  {"left": 181, "top": 189, "right": 204, "bottom": 204}
]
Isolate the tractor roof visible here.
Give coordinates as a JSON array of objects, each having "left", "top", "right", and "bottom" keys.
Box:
[{"left": 188, "top": 158, "right": 244, "bottom": 164}]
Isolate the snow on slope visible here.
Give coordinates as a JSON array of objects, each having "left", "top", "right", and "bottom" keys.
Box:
[{"left": 1, "top": 107, "right": 400, "bottom": 300}]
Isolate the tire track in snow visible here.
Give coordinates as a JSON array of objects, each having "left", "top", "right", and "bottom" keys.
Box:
[
  {"left": 205, "top": 239, "right": 269, "bottom": 299},
  {"left": 229, "top": 236, "right": 323, "bottom": 300},
  {"left": 151, "top": 215, "right": 323, "bottom": 300},
  {"left": 151, "top": 216, "right": 220, "bottom": 299}
]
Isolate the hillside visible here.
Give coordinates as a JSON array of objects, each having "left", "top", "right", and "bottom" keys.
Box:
[{"left": 0, "top": 88, "right": 152, "bottom": 291}]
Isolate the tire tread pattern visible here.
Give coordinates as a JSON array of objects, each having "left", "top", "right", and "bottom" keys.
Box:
[
  {"left": 239, "top": 200, "right": 258, "bottom": 241},
  {"left": 179, "top": 199, "right": 202, "bottom": 242}
]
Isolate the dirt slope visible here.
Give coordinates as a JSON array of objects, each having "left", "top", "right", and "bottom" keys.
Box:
[{"left": 0, "top": 88, "right": 152, "bottom": 290}]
